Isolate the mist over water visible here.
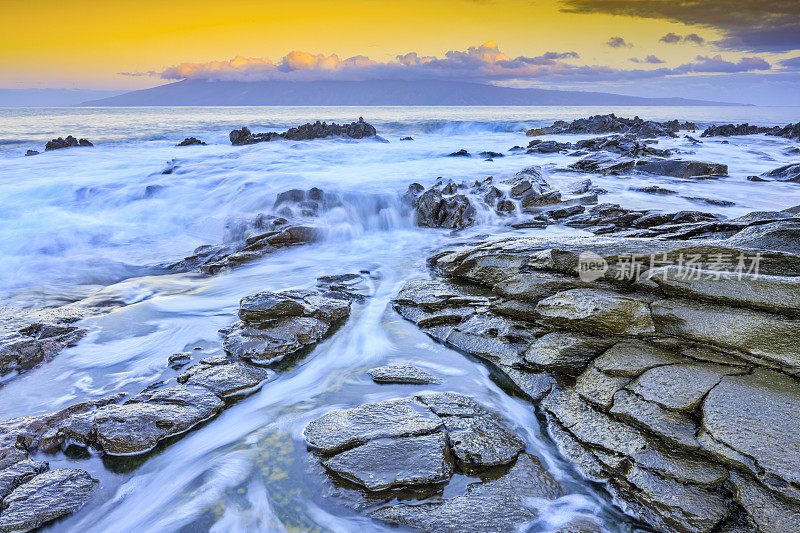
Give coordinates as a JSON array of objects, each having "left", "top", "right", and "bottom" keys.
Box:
[{"left": 2, "top": 106, "right": 800, "bottom": 532}]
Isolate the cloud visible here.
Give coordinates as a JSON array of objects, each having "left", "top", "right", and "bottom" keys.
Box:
[
  {"left": 675, "top": 54, "right": 771, "bottom": 73},
  {"left": 149, "top": 43, "right": 770, "bottom": 86},
  {"left": 562, "top": 0, "right": 800, "bottom": 52},
  {"left": 659, "top": 33, "right": 682, "bottom": 44},
  {"left": 606, "top": 36, "right": 633, "bottom": 48},
  {"left": 684, "top": 33, "right": 706, "bottom": 45},
  {"left": 630, "top": 55, "right": 666, "bottom": 64},
  {"left": 779, "top": 56, "right": 800, "bottom": 70}
]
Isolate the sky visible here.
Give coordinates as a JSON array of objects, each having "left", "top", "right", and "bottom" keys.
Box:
[{"left": 2, "top": 0, "right": 800, "bottom": 104}]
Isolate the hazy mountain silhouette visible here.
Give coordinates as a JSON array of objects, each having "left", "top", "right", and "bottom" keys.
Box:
[{"left": 78, "top": 79, "right": 740, "bottom": 106}]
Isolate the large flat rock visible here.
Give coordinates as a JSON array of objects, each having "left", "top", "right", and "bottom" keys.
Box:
[
  {"left": 304, "top": 398, "right": 443, "bottom": 454},
  {"left": 652, "top": 299, "right": 800, "bottom": 372},
  {"left": 536, "top": 289, "right": 655, "bottom": 336},
  {"left": 322, "top": 433, "right": 454, "bottom": 491}
]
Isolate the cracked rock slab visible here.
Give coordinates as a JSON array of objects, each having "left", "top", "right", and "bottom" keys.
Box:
[
  {"left": 536, "top": 289, "right": 655, "bottom": 336},
  {"left": 322, "top": 433, "right": 454, "bottom": 491}
]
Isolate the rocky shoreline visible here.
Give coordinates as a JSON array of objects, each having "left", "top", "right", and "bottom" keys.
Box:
[{"left": 5, "top": 112, "right": 800, "bottom": 531}]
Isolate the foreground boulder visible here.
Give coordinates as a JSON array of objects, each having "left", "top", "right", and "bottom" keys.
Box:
[
  {"left": 305, "top": 393, "right": 563, "bottom": 532},
  {"left": 392, "top": 232, "right": 800, "bottom": 532},
  {"left": 230, "top": 118, "right": 377, "bottom": 145}
]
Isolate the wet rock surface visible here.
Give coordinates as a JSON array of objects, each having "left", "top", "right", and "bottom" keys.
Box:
[
  {"left": 305, "top": 392, "right": 560, "bottom": 532},
  {"left": 368, "top": 364, "right": 442, "bottom": 384},
  {"left": 230, "top": 117, "right": 377, "bottom": 145},
  {"left": 392, "top": 228, "right": 800, "bottom": 533},
  {"left": 701, "top": 121, "right": 800, "bottom": 141}
]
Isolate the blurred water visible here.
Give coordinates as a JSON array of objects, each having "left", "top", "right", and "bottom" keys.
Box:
[{"left": 0, "top": 106, "right": 798, "bottom": 532}]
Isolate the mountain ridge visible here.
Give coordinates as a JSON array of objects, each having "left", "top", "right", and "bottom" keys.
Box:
[{"left": 77, "top": 79, "right": 744, "bottom": 107}]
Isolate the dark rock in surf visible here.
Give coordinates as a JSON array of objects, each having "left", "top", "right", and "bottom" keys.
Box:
[
  {"left": 24, "top": 150, "right": 39, "bottom": 156},
  {"left": 527, "top": 114, "right": 696, "bottom": 138},
  {"left": 448, "top": 149, "right": 470, "bottom": 157},
  {"left": 230, "top": 118, "right": 377, "bottom": 145},
  {"left": 44, "top": 136, "right": 92, "bottom": 151},
  {"left": 177, "top": 137, "right": 206, "bottom": 146}
]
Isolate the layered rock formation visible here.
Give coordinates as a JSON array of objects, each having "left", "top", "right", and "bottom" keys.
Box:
[
  {"left": 304, "top": 393, "right": 571, "bottom": 532},
  {"left": 230, "top": 117, "right": 377, "bottom": 145},
  {"left": 392, "top": 229, "right": 800, "bottom": 533}
]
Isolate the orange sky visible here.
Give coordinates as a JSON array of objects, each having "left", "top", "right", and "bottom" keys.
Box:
[{"left": 1, "top": 0, "right": 797, "bottom": 90}]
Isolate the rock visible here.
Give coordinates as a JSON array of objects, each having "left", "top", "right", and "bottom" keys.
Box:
[
  {"left": 176, "top": 137, "right": 206, "bottom": 146},
  {"left": 701, "top": 123, "right": 774, "bottom": 137},
  {"left": 684, "top": 196, "right": 736, "bottom": 207},
  {"left": 44, "top": 136, "right": 93, "bottom": 151},
  {"left": 442, "top": 415, "right": 524, "bottom": 469},
  {"left": 416, "top": 392, "right": 491, "bottom": 417},
  {"left": 24, "top": 150, "right": 38, "bottom": 156},
  {"left": 523, "top": 332, "right": 615, "bottom": 374},
  {"left": 702, "top": 370, "right": 800, "bottom": 492},
  {"left": 0, "top": 321, "right": 85, "bottom": 377},
  {"left": 0, "top": 469, "right": 96, "bottom": 531},
  {"left": 322, "top": 432, "right": 454, "bottom": 490},
  {"left": 0, "top": 459, "right": 49, "bottom": 500},
  {"left": 636, "top": 160, "right": 727, "bottom": 179},
  {"left": 632, "top": 186, "right": 677, "bottom": 195},
  {"left": 238, "top": 291, "right": 308, "bottom": 322},
  {"left": 648, "top": 266, "right": 800, "bottom": 316},
  {"left": 761, "top": 163, "right": 800, "bottom": 183},
  {"left": 536, "top": 289, "right": 655, "bottom": 336},
  {"left": 413, "top": 188, "right": 477, "bottom": 229},
  {"left": 368, "top": 365, "right": 441, "bottom": 384},
  {"left": 448, "top": 149, "right": 470, "bottom": 157},
  {"left": 593, "top": 340, "right": 688, "bottom": 377},
  {"left": 568, "top": 153, "right": 637, "bottom": 174},
  {"left": 177, "top": 361, "right": 271, "bottom": 398},
  {"left": 93, "top": 385, "right": 224, "bottom": 455},
  {"left": 304, "top": 398, "right": 443, "bottom": 454},
  {"left": 628, "top": 363, "right": 744, "bottom": 412},
  {"left": 371, "top": 453, "right": 563, "bottom": 533},
  {"left": 478, "top": 151, "right": 503, "bottom": 158},
  {"left": 493, "top": 271, "right": 585, "bottom": 302},
  {"left": 610, "top": 390, "right": 700, "bottom": 450},
  {"left": 725, "top": 220, "right": 800, "bottom": 254},
  {"left": 401, "top": 136, "right": 414, "bottom": 141},
  {"left": 651, "top": 299, "right": 800, "bottom": 372},
  {"left": 230, "top": 118, "right": 376, "bottom": 145},
  {"left": 728, "top": 471, "right": 800, "bottom": 533},
  {"left": 528, "top": 114, "right": 695, "bottom": 138}
]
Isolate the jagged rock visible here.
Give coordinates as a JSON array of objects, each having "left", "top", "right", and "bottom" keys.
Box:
[
  {"left": 413, "top": 188, "right": 477, "bottom": 229},
  {"left": 448, "top": 149, "right": 470, "bottom": 157},
  {"left": 230, "top": 118, "right": 376, "bottom": 145},
  {"left": 44, "top": 135, "right": 93, "bottom": 151},
  {"left": 728, "top": 471, "right": 800, "bottom": 532},
  {"left": 371, "top": 453, "right": 563, "bottom": 533},
  {"left": 536, "top": 289, "right": 655, "bottom": 336},
  {"left": 368, "top": 365, "right": 441, "bottom": 384},
  {"left": 568, "top": 153, "right": 638, "bottom": 174},
  {"left": 176, "top": 137, "right": 206, "bottom": 146},
  {"left": 527, "top": 114, "right": 695, "bottom": 138},
  {"left": 633, "top": 186, "right": 677, "bottom": 195},
  {"left": 0, "top": 321, "right": 85, "bottom": 376},
  {"left": 323, "top": 432, "right": 454, "bottom": 491},
  {"left": 701, "top": 123, "right": 775, "bottom": 137},
  {"left": 725, "top": 219, "right": 800, "bottom": 255},
  {"left": 24, "top": 150, "right": 38, "bottom": 156},
  {"left": 0, "top": 469, "right": 96, "bottom": 531},
  {"left": 610, "top": 390, "right": 700, "bottom": 450},
  {"left": 401, "top": 136, "right": 414, "bottom": 141}
]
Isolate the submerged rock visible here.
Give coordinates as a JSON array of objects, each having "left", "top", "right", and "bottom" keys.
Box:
[{"left": 176, "top": 137, "right": 206, "bottom": 146}]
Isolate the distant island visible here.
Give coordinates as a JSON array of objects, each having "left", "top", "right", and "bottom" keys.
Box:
[{"left": 77, "top": 79, "right": 742, "bottom": 107}]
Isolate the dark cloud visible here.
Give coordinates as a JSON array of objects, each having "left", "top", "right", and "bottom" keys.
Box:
[
  {"left": 562, "top": 0, "right": 800, "bottom": 52},
  {"left": 684, "top": 33, "right": 705, "bottom": 45},
  {"left": 779, "top": 56, "right": 800, "bottom": 70},
  {"left": 659, "top": 33, "right": 682, "bottom": 44},
  {"left": 630, "top": 55, "right": 666, "bottom": 64},
  {"left": 606, "top": 36, "right": 633, "bottom": 48}
]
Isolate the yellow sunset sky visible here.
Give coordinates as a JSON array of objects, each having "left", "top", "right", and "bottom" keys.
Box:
[{"left": 2, "top": 0, "right": 799, "bottom": 103}]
